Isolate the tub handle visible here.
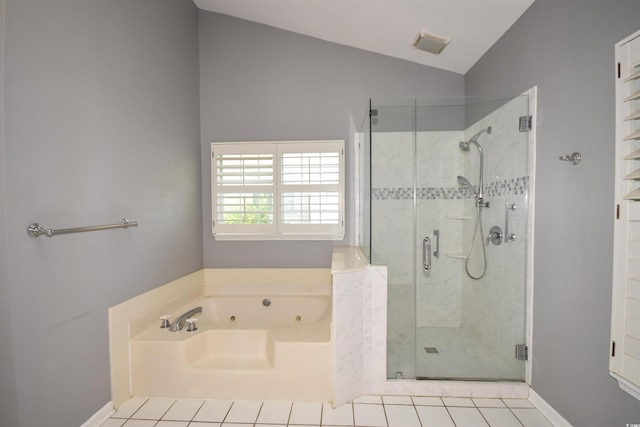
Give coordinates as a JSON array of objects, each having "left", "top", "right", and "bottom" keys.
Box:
[
  {"left": 160, "top": 315, "right": 171, "bottom": 328},
  {"left": 185, "top": 318, "right": 198, "bottom": 332}
]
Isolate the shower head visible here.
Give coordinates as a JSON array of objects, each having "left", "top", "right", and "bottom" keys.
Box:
[
  {"left": 459, "top": 126, "right": 492, "bottom": 152},
  {"left": 457, "top": 175, "right": 476, "bottom": 198},
  {"left": 458, "top": 127, "right": 490, "bottom": 203}
]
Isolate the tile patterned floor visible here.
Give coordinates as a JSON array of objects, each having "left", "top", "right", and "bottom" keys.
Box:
[{"left": 101, "top": 395, "right": 555, "bottom": 426}]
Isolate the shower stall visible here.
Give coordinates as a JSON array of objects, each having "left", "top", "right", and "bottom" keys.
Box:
[{"left": 359, "top": 92, "right": 534, "bottom": 382}]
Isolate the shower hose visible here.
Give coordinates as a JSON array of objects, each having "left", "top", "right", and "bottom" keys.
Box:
[{"left": 464, "top": 202, "right": 487, "bottom": 280}]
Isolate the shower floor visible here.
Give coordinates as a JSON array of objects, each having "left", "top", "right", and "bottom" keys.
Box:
[{"left": 388, "top": 326, "right": 523, "bottom": 381}]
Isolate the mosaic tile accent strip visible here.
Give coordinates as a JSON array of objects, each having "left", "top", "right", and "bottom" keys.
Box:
[
  {"left": 484, "top": 176, "right": 529, "bottom": 198},
  {"left": 371, "top": 187, "right": 414, "bottom": 200},
  {"left": 372, "top": 176, "right": 529, "bottom": 200}
]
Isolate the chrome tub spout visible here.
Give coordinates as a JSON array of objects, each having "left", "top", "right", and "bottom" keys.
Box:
[{"left": 170, "top": 306, "right": 202, "bottom": 331}]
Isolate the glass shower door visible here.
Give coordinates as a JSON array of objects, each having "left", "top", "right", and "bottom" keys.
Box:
[
  {"left": 413, "top": 95, "right": 529, "bottom": 381},
  {"left": 369, "top": 98, "right": 417, "bottom": 379},
  {"left": 371, "top": 94, "right": 530, "bottom": 382}
]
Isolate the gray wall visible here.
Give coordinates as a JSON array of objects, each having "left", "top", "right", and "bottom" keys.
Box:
[
  {"left": 466, "top": 1, "right": 640, "bottom": 425},
  {"left": 0, "top": 0, "right": 19, "bottom": 426},
  {"left": 2, "top": 1, "right": 202, "bottom": 426},
  {"left": 199, "top": 12, "right": 464, "bottom": 268}
]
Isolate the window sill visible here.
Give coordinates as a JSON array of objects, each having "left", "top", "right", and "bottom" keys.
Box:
[{"left": 213, "top": 233, "right": 344, "bottom": 241}]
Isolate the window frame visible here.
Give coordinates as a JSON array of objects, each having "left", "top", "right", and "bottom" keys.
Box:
[{"left": 211, "top": 140, "right": 345, "bottom": 241}]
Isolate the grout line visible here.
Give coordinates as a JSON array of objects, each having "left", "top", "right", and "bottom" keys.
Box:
[
  {"left": 107, "top": 396, "right": 547, "bottom": 427},
  {"left": 505, "top": 404, "right": 527, "bottom": 427},
  {"left": 443, "top": 404, "right": 457, "bottom": 427},
  {"left": 413, "top": 398, "right": 424, "bottom": 427},
  {"left": 189, "top": 400, "right": 207, "bottom": 424},
  {"left": 381, "top": 400, "right": 390, "bottom": 427},
  {"left": 160, "top": 399, "right": 177, "bottom": 422},
  {"left": 350, "top": 400, "right": 355, "bottom": 427},
  {"left": 222, "top": 400, "right": 234, "bottom": 424},
  {"left": 254, "top": 401, "right": 264, "bottom": 425},
  {"left": 127, "top": 398, "right": 150, "bottom": 421},
  {"left": 286, "top": 401, "right": 294, "bottom": 427},
  {"left": 475, "top": 403, "right": 492, "bottom": 427}
]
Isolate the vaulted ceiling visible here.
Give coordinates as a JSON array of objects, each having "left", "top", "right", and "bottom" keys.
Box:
[{"left": 194, "top": 0, "right": 536, "bottom": 74}]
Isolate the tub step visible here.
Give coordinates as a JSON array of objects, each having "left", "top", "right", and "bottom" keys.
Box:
[{"left": 188, "top": 355, "right": 272, "bottom": 370}]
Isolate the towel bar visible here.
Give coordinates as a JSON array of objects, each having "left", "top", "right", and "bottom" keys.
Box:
[{"left": 27, "top": 218, "right": 138, "bottom": 238}]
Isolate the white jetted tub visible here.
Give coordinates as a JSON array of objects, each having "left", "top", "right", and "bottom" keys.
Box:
[{"left": 124, "top": 270, "right": 333, "bottom": 402}]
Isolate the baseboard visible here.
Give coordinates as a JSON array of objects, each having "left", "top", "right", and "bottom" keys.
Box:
[
  {"left": 80, "top": 401, "right": 114, "bottom": 427},
  {"left": 529, "top": 388, "right": 572, "bottom": 427}
]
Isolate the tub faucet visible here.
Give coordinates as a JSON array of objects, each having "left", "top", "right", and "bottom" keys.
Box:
[{"left": 170, "top": 306, "right": 202, "bottom": 332}]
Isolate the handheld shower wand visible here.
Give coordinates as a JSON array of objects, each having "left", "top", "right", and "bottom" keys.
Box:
[{"left": 457, "top": 175, "right": 476, "bottom": 199}]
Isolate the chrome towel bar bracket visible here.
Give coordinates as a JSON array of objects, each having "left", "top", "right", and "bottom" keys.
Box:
[
  {"left": 27, "top": 218, "right": 138, "bottom": 238},
  {"left": 559, "top": 152, "right": 582, "bottom": 165}
]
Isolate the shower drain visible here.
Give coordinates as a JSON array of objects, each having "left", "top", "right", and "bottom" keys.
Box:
[{"left": 424, "top": 347, "right": 439, "bottom": 354}]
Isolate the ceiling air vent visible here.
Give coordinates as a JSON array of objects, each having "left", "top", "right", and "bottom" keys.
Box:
[{"left": 413, "top": 30, "right": 450, "bottom": 55}]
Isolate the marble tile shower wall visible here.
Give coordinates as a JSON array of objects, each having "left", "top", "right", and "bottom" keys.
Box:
[
  {"left": 333, "top": 265, "right": 388, "bottom": 405},
  {"left": 371, "top": 94, "right": 529, "bottom": 377}
]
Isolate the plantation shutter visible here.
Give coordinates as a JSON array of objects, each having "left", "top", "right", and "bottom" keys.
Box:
[
  {"left": 611, "top": 28, "right": 640, "bottom": 401},
  {"left": 211, "top": 141, "right": 344, "bottom": 240},
  {"left": 212, "top": 143, "right": 276, "bottom": 235},
  {"left": 279, "top": 141, "right": 344, "bottom": 235}
]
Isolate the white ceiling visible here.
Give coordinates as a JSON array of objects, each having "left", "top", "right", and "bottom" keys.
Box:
[{"left": 194, "top": 0, "right": 535, "bottom": 75}]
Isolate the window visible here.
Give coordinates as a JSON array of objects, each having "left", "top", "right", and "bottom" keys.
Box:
[{"left": 211, "top": 140, "right": 345, "bottom": 240}]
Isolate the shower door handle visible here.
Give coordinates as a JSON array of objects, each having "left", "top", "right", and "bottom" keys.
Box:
[
  {"left": 423, "top": 237, "right": 432, "bottom": 271},
  {"left": 505, "top": 202, "right": 517, "bottom": 242}
]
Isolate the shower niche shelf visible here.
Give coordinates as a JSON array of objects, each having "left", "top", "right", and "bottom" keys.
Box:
[
  {"left": 445, "top": 253, "right": 468, "bottom": 259},
  {"left": 445, "top": 215, "right": 472, "bottom": 220}
]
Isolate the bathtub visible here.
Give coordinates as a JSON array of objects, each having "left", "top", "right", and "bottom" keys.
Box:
[{"left": 126, "top": 270, "right": 333, "bottom": 402}]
